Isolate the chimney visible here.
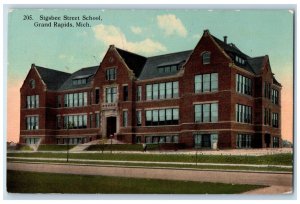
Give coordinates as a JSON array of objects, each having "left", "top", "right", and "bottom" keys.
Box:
[
  {"left": 203, "top": 29, "right": 210, "bottom": 36},
  {"left": 223, "top": 36, "right": 227, "bottom": 44}
]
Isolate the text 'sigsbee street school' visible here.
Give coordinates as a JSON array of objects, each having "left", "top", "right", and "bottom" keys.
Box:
[{"left": 34, "top": 15, "right": 102, "bottom": 28}]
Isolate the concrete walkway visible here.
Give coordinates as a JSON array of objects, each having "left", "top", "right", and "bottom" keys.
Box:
[
  {"left": 8, "top": 147, "right": 293, "bottom": 156},
  {"left": 243, "top": 185, "right": 293, "bottom": 194},
  {"left": 7, "top": 156, "right": 293, "bottom": 169},
  {"left": 7, "top": 162, "right": 293, "bottom": 193}
]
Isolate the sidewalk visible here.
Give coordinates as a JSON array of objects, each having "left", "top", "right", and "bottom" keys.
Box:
[
  {"left": 7, "top": 147, "right": 293, "bottom": 156},
  {"left": 7, "top": 156, "right": 293, "bottom": 169}
]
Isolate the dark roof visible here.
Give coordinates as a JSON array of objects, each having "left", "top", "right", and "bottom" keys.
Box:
[
  {"left": 212, "top": 34, "right": 266, "bottom": 74},
  {"left": 138, "top": 50, "right": 193, "bottom": 80},
  {"left": 116, "top": 48, "right": 147, "bottom": 77},
  {"left": 58, "top": 66, "right": 98, "bottom": 91},
  {"left": 247, "top": 56, "right": 265, "bottom": 75},
  {"left": 35, "top": 66, "right": 71, "bottom": 90}
]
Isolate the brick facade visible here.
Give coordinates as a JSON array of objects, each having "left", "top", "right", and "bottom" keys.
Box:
[{"left": 19, "top": 30, "right": 282, "bottom": 149}]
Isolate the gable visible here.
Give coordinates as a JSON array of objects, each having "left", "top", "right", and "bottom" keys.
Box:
[{"left": 20, "top": 64, "right": 46, "bottom": 92}]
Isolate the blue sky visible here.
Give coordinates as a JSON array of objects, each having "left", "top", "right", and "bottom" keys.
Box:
[{"left": 7, "top": 9, "right": 294, "bottom": 141}]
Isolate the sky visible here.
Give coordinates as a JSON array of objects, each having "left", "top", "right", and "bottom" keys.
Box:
[{"left": 6, "top": 9, "right": 294, "bottom": 142}]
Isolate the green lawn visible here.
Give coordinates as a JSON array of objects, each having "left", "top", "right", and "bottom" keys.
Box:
[
  {"left": 7, "top": 170, "right": 264, "bottom": 194},
  {"left": 7, "top": 152, "right": 293, "bottom": 165}
]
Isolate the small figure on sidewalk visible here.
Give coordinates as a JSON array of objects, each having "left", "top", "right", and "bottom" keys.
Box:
[{"left": 142, "top": 143, "right": 147, "bottom": 152}]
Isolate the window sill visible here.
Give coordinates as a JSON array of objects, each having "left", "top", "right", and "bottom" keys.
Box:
[
  {"left": 194, "top": 90, "right": 218, "bottom": 95},
  {"left": 143, "top": 97, "right": 180, "bottom": 102}
]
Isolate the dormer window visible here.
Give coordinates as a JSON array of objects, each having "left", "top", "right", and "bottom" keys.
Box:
[
  {"left": 29, "top": 79, "right": 36, "bottom": 89},
  {"left": 72, "top": 74, "right": 92, "bottom": 85},
  {"left": 202, "top": 52, "right": 211, "bottom": 65},
  {"left": 235, "top": 56, "right": 245, "bottom": 65},
  {"left": 106, "top": 68, "right": 116, "bottom": 80},
  {"left": 158, "top": 65, "right": 179, "bottom": 74}
]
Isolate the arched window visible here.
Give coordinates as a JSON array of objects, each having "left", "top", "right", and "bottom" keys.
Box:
[
  {"left": 202, "top": 52, "right": 211, "bottom": 65},
  {"left": 30, "top": 79, "right": 36, "bottom": 89}
]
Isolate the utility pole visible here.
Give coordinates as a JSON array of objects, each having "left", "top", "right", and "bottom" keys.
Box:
[{"left": 110, "top": 134, "right": 113, "bottom": 154}]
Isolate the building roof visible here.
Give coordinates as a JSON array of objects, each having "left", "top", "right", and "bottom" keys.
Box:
[
  {"left": 138, "top": 50, "right": 193, "bottom": 80},
  {"left": 32, "top": 30, "right": 280, "bottom": 90},
  {"left": 35, "top": 66, "right": 71, "bottom": 90},
  {"left": 116, "top": 48, "right": 147, "bottom": 77},
  {"left": 58, "top": 66, "right": 98, "bottom": 91}
]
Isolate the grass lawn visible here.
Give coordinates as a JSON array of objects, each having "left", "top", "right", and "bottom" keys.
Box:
[
  {"left": 7, "top": 170, "right": 264, "bottom": 194},
  {"left": 7, "top": 152, "right": 293, "bottom": 166}
]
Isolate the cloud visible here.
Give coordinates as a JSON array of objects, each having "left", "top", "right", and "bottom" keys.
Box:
[
  {"left": 131, "top": 26, "right": 142, "bottom": 34},
  {"left": 93, "top": 24, "right": 166, "bottom": 55},
  {"left": 156, "top": 14, "right": 187, "bottom": 37}
]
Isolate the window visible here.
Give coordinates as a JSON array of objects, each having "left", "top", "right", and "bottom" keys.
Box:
[
  {"left": 273, "top": 137, "right": 280, "bottom": 148},
  {"left": 57, "top": 95, "right": 61, "bottom": 107},
  {"left": 123, "top": 86, "right": 128, "bottom": 101},
  {"left": 195, "top": 73, "right": 218, "bottom": 93},
  {"left": 153, "top": 84, "right": 159, "bottom": 100},
  {"left": 26, "top": 116, "right": 39, "bottom": 130},
  {"left": 123, "top": 110, "right": 128, "bottom": 127},
  {"left": 194, "top": 134, "right": 216, "bottom": 148},
  {"left": 95, "top": 89, "right": 100, "bottom": 104},
  {"left": 145, "top": 108, "right": 179, "bottom": 126},
  {"left": 29, "top": 79, "right": 36, "bottom": 89},
  {"left": 137, "top": 86, "right": 142, "bottom": 101},
  {"left": 157, "top": 65, "right": 179, "bottom": 73},
  {"left": 195, "top": 103, "right": 218, "bottom": 123},
  {"left": 25, "top": 137, "right": 39, "bottom": 145},
  {"left": 84, "top": 92, "right": 88, "bottom": 106},
  {"left": 106, "top": 68, "right": 116, "bottom": 80},
  {"left": 272, "top": 113, "right": 279, "bottom": 128},
  {"left": 26, "top": 95, "right": 39, "bottom": 109},
  {"left": 236, "top": 134, "right": 252, "bottom": 148},
  {"left": 264, "top": 82, "right": 271, "bottom": 99},
  {"left": 68, "top": 94, "right": 73, "bottom": 107},
  {"left": 173, "top": 81, "right": 179, "bottom": 98},
  {"left": 56, "top": 115, "right": 61, "bottom": 129},
  {"left": 74, "top": 93, "right": 78, "bottom": 107},
  {"left": 72, "top": 78, "right": 87, "bottom": 85},
  {"left": 90, "top": 114, "right": 93, "bottom": 128},
  {"left": 146, "top": 84, "right": 152, "bottom": 100},
  {"left": 64, "top": 95, "right": 68, "bottom": 107},
  {"left": 105, "top": 87, "right": 117, "bottom": 103},
  {"left": 264, "top": 108, "right": 271, "bottom": 125},
  {"left": 63, "top": 92, "right": 88, "bottom": 107},
  {"left": 136, "top": 110, "right": 142, "bottom": 126},
  {"left": 135, "top": 136, "right": 141, "bottom": 144},
  {"left": 236, "top": 74, "right": 252, "bottom": 95},
  {"left": 235, "top": 56, "right": 245, "bottom": 65},
  {"left": 159, "top": 83, "right": 165, "bottom": 99},
  {"left": 146, "top": 81, "right": 179, "bottom": 101},
  {"left": 95, "top": 113, "right": 100, "bottom": 128},
  {"left": 64, "top": 114, "right": 88, "bottom": 129},
  {"left": 166, "top": 82, "right": 173, "bottom": 99},
  {"left": 236, "top": 104, "right": 252, "bottom": 123},
  {"left": 272, "top": 89, "right": 279, "bottom": 104},
  {"left": 145, "top": 135, "right": 179, "bottom": 144},
  {"left": 202, "top": 52, "right": 211, "bottom": 64}
]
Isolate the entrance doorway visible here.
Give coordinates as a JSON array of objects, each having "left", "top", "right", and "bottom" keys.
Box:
[
  {"left": 106, "top": 117, "right": 116, "bottom": 138},
  {"left": 265, "top": 134, "right": 271, "bottom": 148}
]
